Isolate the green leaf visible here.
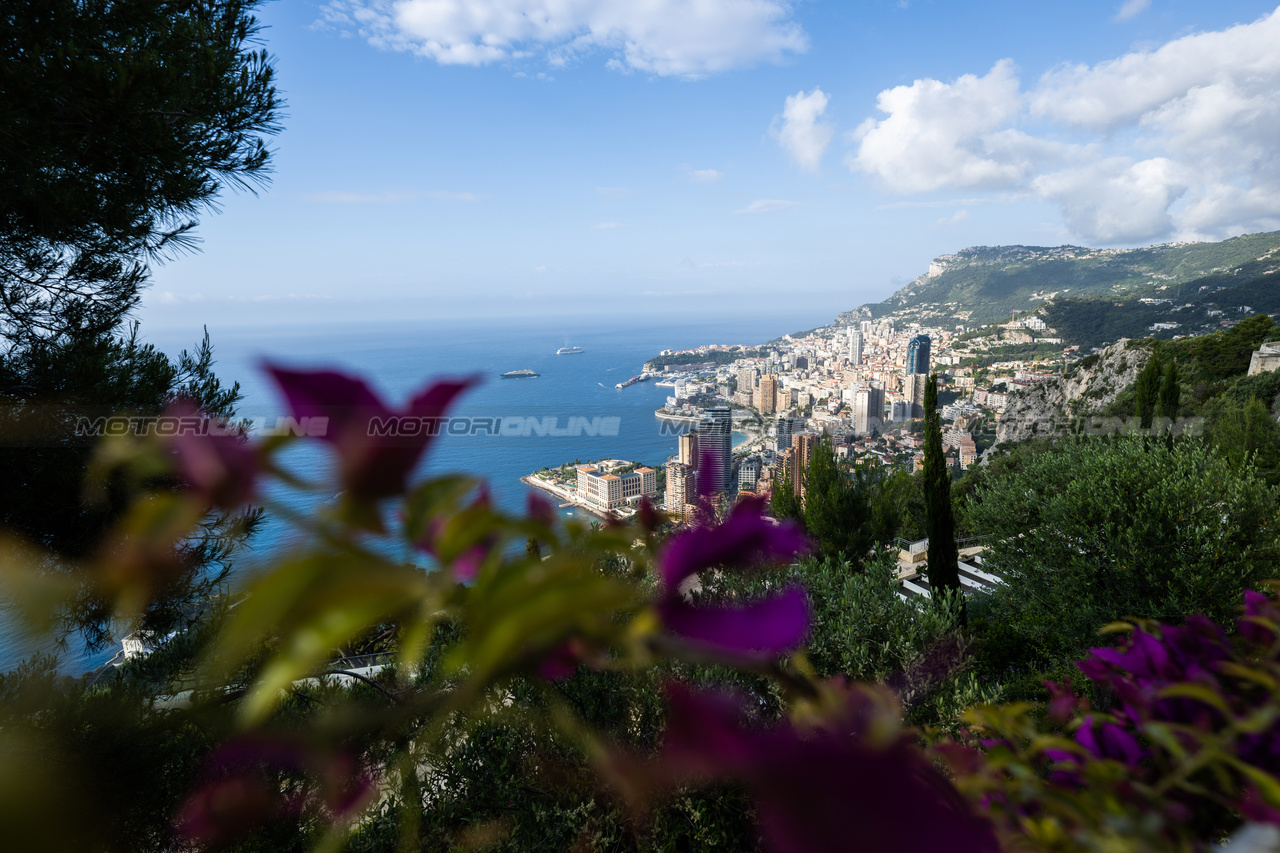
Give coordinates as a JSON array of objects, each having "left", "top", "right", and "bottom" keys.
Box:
[
  {"left": 1156, "top": 682, "right": 1232, "bottom": 714},
  {"left": 1229, "top": 760, "right": 1280, "bottom": 809}
]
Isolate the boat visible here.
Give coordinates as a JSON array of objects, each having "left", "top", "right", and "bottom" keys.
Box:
[
  {"left": 556, "top": 346, "right": 584, "bottom": 355},
  {"left": 501, "top": 369, "right": 540, "bottom": 379}
]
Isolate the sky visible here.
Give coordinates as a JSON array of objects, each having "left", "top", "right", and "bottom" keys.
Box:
[{"left": 142, "top": 0, "right": 1280, "bottom": 333}]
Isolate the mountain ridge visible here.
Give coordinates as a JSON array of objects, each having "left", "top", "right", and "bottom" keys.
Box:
[{"left": 835, "top": 231, "right": 1280, "bottom": 331}]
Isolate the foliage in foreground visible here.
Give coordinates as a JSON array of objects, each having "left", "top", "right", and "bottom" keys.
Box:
[
  {"left": 966, "top": 434, "right": 1279, "bottom": 664},
  {"left": 3, "top": 366, "right": 1280, "bottom": 852}
]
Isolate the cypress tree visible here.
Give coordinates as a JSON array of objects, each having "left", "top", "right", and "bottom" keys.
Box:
[
  {"left": 1158, "top": 359, "right": 1181, "bottom": 422},
  {"left": 922, "top": 374, "right": 962, "bottom": 605},
  {"left": 1134, "top": 346, "right": 1162, "bottom": 429}
]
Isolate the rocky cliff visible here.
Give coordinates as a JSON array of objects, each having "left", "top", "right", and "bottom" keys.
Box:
[{"left": 994, "top": 339, "right": 1154, "bottom": 446}]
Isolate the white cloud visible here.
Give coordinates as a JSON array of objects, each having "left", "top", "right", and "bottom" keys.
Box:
[
  {"left": 735, "top": 199, "right": 800, "bottom": 214},
  {"left": 1114, "top": 0, "right": 1150, "bottom": 22},
  {"left": 424, "top": 190, "right": 483, "bottom": 202},
  {"left": 688, "top": 169, "right": 724, "bottom": 183},
  {"left": 304, "top": 189, "right": 419, "bottom": 204},
  {"left": 1030, "top": 10, "right": 1280, "bottom": 130},
  {"left": 848, "top": 60, "right": 1045, "bottom": 194},
  {"left": 318, "top": 0, "right": 807, "bottom": 78},
  {"left": 592, "top": 221, "right": 623, "bottom": 229},
  {"left": 934, "top": 209, "right": 971, "bottom": 227},
  {"left": 847, "top": 8, "right": 1280, "bottom": 244},
  {"left": 304, "top": 189, "right": 482, "bottom": 203},
  {"left": 1033, "top": 158, "right": 1189, "bottom": 243},
  {"left": 773, "top": 88, "right": 833, "bottom": 172}
]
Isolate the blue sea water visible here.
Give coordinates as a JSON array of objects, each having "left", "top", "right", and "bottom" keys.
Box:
[{"left": 0, "top": 311, "right": 824, "bottom": 673}]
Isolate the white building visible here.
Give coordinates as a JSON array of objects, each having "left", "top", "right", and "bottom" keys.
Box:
[{"left": 577, "top": 464, "right": 658, "bottom": 512}]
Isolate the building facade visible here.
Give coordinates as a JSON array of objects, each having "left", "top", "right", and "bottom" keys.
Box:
[
  {"left": 903, "top": 372, "right": 928, "bottom": 418},
  {"left": 847, "top": 329, "right": 863, "bottom": 365},
  {"left": 664, "top": 459, "right": 694, "bottom": 514},
  {"left": 698, "top": 406, "right": 733, "bottom": 495},
  {"left": 905, "top": 333, "right": 931, "bottom": 375},
  {"left": 757, "top": 373, "right": 779, "bottom": 415},
  {"left": 852, "top": 384, "right": 885, "bottom": 436},
  {"left": 577, "top": 464, "right": 658, "bottom": 512}
]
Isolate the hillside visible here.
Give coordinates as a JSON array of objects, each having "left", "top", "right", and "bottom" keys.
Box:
[{"left": 837, "top": 231, "right": 1280, "bottom": 330}]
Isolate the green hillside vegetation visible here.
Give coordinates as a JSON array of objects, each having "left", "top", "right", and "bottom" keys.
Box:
[
  {"left": 645, "top": 347, "right": 762, "bottom": 370},
  {"left": 1044, "top": 263, "right": 1280, "bottom": 349},
  {"left": 841, "top": 231, "right": 1280, "bottom": 329}
]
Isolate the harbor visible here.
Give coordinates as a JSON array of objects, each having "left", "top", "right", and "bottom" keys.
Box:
[{"left": 615, "top": 371, "right": 656, "bottom": 389}]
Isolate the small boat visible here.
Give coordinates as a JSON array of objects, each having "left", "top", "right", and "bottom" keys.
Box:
[
  {"left": 556, "top": 346, "right": 584, "bottom": 355},
  {"left": 501, "top": 369, "right": 539, "bottom": 379}
]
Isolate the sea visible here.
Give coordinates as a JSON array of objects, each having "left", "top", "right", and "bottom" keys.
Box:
[{"left": 0, "top": 311, "right": 826, "bottom": 673}]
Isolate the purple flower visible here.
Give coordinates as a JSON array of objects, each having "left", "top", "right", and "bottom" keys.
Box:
[
  {"left": 525, "top": 491, "right": 556, "bottom": 527},
  {"left": 658, "top": 683, "right": 998, "bottom": 853},
  {"left": 416, "top": 487, "right": 496, "bottom": 582},
  {"left": 1242, "top": 590, "right": 1280, "bottom": 646},
  {"left": 166, "top": 400, "right": 257, "bottom": 509},
  {"left": 655, "top": 497, "right": 810, "bottom": 658},
  {"left": 635, "top": 494, "right": 662, "bottom": 535},
  {"left": 266, "top": 366, "right": 476, "bottom": 501},
  {"left": 658, "top": 496, "right": 808, "bottom": 589},
  {"left": 537, "top": 639, "right": 583, "bottom": 681},
  {"left": 175, "top": 735, "right": 376, "bottom": 846},
  {"left": 1045, "top": 680, "right": 1080, "bottom": 726},
  {"left": 1075, "top": 717, "right": 1145, "bottom": 768},
  {"left": 1239, "top": 783, "right": 1280, "bottom": 825}
]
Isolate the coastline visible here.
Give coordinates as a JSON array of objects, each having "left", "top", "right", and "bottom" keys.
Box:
[
  {"left": 654, "top": 409, "right": 702, "bottom": 423},
  {"left": 521, "top": 475, "right": 613, "bottom": 522}
]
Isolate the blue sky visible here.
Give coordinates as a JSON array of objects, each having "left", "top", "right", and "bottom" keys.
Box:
[{"left": 142, "top": 0, "right": 1280, "bottom": 332}]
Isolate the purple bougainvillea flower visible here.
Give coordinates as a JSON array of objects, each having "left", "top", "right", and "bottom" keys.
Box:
[
  {"left": 537, "top": 639, "right": 582, "bottom": 681},
  {"left": 1240, "top": 783, "right": 1280, "bottom": 825},
  {"left": 1075, "top": 717, "right": 1144, "bottom": 768},
  {"left": 526, "top": 491, "right": 556, "bottom": 527},
  {"left": 416, "top": 487, "right": 496, "bottom": 582},
  {"left": 658, "top": 496, "right": 808, "bottom": 588},
  {"left": 175, "top": 735, "right": 376, "bottom": 846},
  {"left": 659, "top": 683, "right": 998, "bottom": 853},
  {"left": 654, "top": 497, "right": 811, "bottom": 657},
  {"left": 266, "top": 366, "right": 476, "bottom": 500},
  {"left": 1045, "top": 680, "right": 1080, "bottom": 726},
  {"left": 636, "top": 494, "right": 662, "bottom": 535},
  {"left": 1242, "top": 590, "right": 1280, "bottom": 646},
  {"left": 659, "top": 587, "right": 810, "bottom": 656},
  {"left": 166, "top": 401, "right": 257, "bottom": 509}
]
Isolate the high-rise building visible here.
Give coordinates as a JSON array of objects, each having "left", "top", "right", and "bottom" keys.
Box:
[
  {"left": 847, "top": 329, "right": 863, "bottom": 365},
  {"left": 737, "top": 455, "right": 761, "bottom": 490},
  {"left": 758, "top": 373, "right": 779, "bottom": 415},
  {"left": 736, "top": 367, "right": 757, "bottom": 395},
  {"left": 775, "top": 415, "right": 797, "bottom": 451},
  {"left": 664, "top": 459, "right": 694, "bottom": 514},
  {"left": 906, "top": 334, "right": 931, "bottom": 375},
  {"left": 791, "top": 431, "right": 819, "bottom": 499},
  {"left": 903, "top": 373, "right": 929, "bottom": 418},
  {"left": 678, "top": 432, "right": 699, "bottom": 467},
  {"left": 698, "top": 405, "right": 732, "bottom": 495},
  {"left": 852, "top": 384, "right": 885, "bottom": 436}
]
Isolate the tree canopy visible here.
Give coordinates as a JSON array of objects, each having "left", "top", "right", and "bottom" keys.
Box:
[
  {"left": 0, "top": 0, "right": 280, "bottom": 646},
  {"left": 965, "top": 434, "right": 1279, "bottom": 660},
  {"left": 0, "top": 0, "right": 281, "bottom": 344}
]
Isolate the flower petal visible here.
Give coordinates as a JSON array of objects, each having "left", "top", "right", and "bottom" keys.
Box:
[
  {"left": 658, "top": 496, "right": 808, "bottom": 588},
  {"left": 659, "top": 586, "right": 810, "bottom": 657}
]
